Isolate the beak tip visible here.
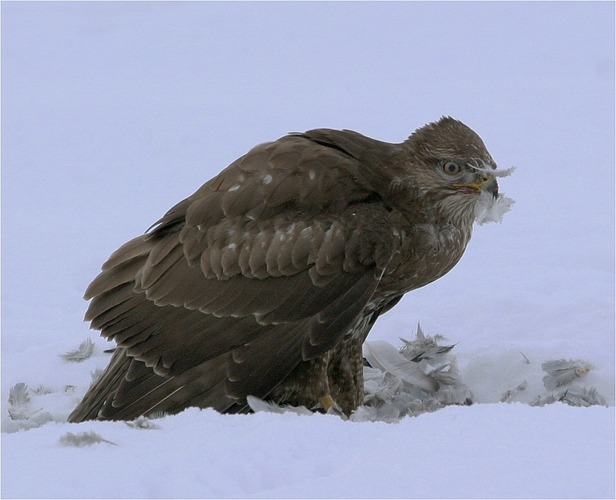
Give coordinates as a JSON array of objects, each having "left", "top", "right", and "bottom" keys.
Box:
[{"left": 485, "top": 178, "right": 499, "bottom": 199}]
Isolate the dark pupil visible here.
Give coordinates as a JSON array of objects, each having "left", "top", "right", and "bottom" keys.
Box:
[{"left": 447, "top": 163, "right": 457, "bottom": 173}]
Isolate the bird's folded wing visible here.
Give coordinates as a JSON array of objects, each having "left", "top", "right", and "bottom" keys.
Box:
[{"left": 75, "top": 133, "right": 400, "bottom": 419}]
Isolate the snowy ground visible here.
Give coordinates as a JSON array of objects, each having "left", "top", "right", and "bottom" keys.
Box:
[{"left": 2, "top": 2, "right": 614, "bottom": 499}]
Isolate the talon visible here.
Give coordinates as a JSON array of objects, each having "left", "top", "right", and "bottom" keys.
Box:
[
  {"left": 317, "top": 394, "right": 346, "bottom": 417},
  {"left": 319, "top": 394, "right": 336, "bottom": 412}
]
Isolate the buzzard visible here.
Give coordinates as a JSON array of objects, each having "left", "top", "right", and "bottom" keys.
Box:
[{"left": 68, "top": 117, "right": 508, "bottom": 422}]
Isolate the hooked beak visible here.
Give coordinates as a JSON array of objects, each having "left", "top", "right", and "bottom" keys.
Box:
[
  {"left": 453, "top": 174, "right": 499, "bottom": 199},
  {"left": 483, "top": 177, "right": 499, "bottom": 199}
]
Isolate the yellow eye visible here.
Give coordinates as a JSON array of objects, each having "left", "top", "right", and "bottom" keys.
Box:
[{"left": 442, "top": 161, "right": 461, "bottom": 175}]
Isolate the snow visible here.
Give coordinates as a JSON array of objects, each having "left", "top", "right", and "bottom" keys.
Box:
[
  {"left": 3, "top": 406, "right": 614, "bottom": 499},
  {"left": 2, "top": 2, "right": 614, "bottom": 499}
]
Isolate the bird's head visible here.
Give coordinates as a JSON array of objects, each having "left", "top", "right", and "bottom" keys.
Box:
[{"left": 403, "top": 116, "right": 513, "bottom": 224}]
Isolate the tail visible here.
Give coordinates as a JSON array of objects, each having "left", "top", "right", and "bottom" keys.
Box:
[{"left": 67, "top": 348, "right": 131, "bottom": 422}]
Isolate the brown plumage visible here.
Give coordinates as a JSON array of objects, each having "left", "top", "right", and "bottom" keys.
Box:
[{"left": 68, "top": 116, "right": 501, "bottom": 422}]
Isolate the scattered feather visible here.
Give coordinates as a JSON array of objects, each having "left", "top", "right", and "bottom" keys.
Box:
[
  {"left": 363, "top": 340, "right": 439, "bottom": 392},
  {"left": 61, "top": 338, "right": 94, "bottom": 362},
  {"left": 469, "top": 163, "right": 516, "bottom": 178},
  {"left": 146, "top": 411, "right": 169, "bottom": 420},
  {"left": 59, "top": 431, "right": 116, "bottom": 447},
  {"left": 399, "top": 324, "right": 455, "bottom": 363},
  {"left": 7, "top": 383, "right": 41, "bottom": 421},
  {"left": 7, "top": 408, "right": 32, "bottom": 421},
  {"left": 126, "top": 416, "right": 161, "bottom": 430},
  {"left": 531, "top": 387, "right": 607, "bottom": 408},
  {"left": 541, "top": 359, "right": 594, "bottom": 390},
  {"left": 398, "top": 325, "right": 471, "bottom": 403},
  {"left": 357, "top": 326, "right": 474, "bottom": 421},
  {"left": 31, "top": 385, "right": 55, "bottom": 395},
  {"left": 494, "top": 166, "right": 516, "bottom": 177},
  {"left": 8, "top": 383, "right": 30, "bottom": 407},
  {"left": 518, "top": 351, "right": 530, "bottom": 364},
  {"left": 2, "top": 411, "right": 57, "bottom": 433},
  {"left": 501, "top": 381, "right": 528, "bottom": 403},
  {"left": 350, "top": 403, "right": 402, "bottom": 423},
  {"left": 246, "top": 395, "right": 313, "bottom": 416}
]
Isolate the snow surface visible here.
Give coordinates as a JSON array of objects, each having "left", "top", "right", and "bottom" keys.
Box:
[{"left": 2, "top": 2, "right": 614, "bottom": 498}]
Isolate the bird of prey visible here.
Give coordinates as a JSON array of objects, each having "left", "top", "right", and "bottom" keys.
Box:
[{"left": 68, "top": 116, "right": 507, "bottom": 422}]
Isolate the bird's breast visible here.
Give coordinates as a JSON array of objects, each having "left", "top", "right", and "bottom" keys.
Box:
[{"left": 380, "top": 222, "right": 473, "bottom": 295}]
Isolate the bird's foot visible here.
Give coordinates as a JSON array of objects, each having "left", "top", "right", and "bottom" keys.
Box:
[
  {"left": 318, "top": 394, "right": 346, "bottom": 418},
  {"left": 318, "top": 393, "right": 336, "bottom": 412}
]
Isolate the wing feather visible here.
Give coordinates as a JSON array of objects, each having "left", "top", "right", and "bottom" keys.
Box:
[{"left": 71, "top": 131, "right": 401, "bottom": 422}]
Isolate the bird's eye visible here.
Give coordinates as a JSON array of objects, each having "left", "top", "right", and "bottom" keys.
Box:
[{"left": 442, "top": 161, "right": 461, "bottom": 175}]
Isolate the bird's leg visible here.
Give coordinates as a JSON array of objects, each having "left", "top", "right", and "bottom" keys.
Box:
[
  {"left": 267, "top": 354, "right": 338, "bottom": 413},
  {"left": 326, "top": 337, "right": 365, "bottom": 416}
]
